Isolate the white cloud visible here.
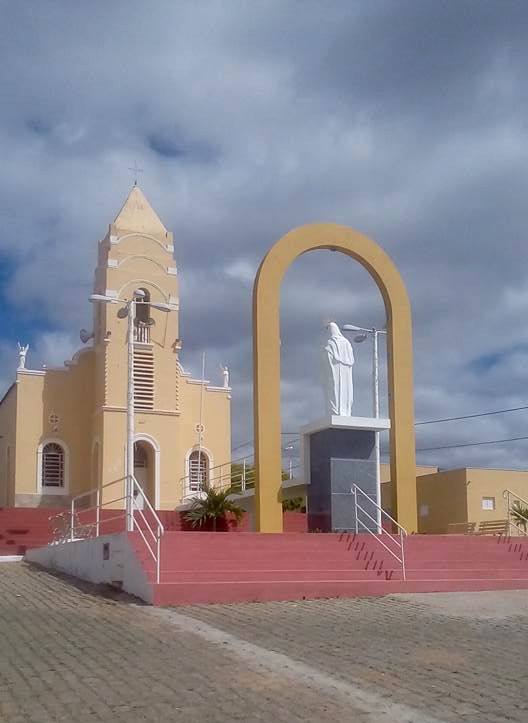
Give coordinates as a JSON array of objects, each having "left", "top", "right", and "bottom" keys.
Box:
[{"left": 1, "top": 2, "right": 528, "bottom": 467}]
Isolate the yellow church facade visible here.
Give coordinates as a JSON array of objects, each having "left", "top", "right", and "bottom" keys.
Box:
[{"left": 0, "top": 187, "right": 231, "bottom": 510}]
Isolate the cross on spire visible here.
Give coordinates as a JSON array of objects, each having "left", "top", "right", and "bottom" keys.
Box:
[{"left": 128, "top": 161, "right": 144, "bottom": 186}]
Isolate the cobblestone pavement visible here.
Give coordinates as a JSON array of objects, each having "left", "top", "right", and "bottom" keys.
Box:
[{"left": 0, "top": 563, "right": 527, "bottom": 723}]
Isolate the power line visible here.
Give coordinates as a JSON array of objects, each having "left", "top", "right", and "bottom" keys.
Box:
[
  {"left": 416, "top": 435, "right": 528, "bottom": 453},
  {"left": 232, "top": 432, "right": 298, "bottom": 454},
  {"left": 416, "top": 405, "right": 528, "bottom": 426},
  {"left": 233, "top": 406, "right": 528, "bottom": 456}
]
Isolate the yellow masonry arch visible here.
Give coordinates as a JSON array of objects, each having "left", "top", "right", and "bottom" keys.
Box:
[{"left": 252, "top": 223, "right": 417, "bottom": 533}]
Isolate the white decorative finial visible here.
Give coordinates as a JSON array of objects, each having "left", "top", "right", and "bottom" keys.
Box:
[
  {"left": 17, "top": 342, "right": 29, "bottom": 370},
  {"left": 220, "top": 364, "right": 230, "bottom": 388}
]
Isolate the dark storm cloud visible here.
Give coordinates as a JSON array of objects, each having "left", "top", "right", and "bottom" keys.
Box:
[{"left": 1, "top": 0, "right": 528, "bottom": 466}]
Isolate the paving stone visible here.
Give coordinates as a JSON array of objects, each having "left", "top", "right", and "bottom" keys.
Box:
[{"left": 0, "top": 562, "right": 526, "bottom": 722}]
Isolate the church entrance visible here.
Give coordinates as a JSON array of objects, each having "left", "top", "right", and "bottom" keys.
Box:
[{"left": 133, "top": 441, "right": 155, "bottom": 510}]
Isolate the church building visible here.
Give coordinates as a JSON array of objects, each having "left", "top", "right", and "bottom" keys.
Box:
[{"left": 0, "top": 186, "right": 231, "bottom": 510}]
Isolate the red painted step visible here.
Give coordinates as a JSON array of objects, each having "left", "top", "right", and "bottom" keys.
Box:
[
  {"left": 127, "top": 531, "right": 528, "bottom": 605},
  {"left": 150, "top": 576, "right": 528, "bottom": 606},
  {"left": 0, "top": 507, "right": 307, "bottom": 556}
]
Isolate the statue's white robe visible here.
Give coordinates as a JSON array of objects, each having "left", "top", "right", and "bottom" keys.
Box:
[{"left": 323, "top": 333, "right": 354, "bottom": 416}]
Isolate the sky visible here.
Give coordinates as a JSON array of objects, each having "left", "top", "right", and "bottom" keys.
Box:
[{"left": 1, "top": 0, "right": 528, "bottom": 471}]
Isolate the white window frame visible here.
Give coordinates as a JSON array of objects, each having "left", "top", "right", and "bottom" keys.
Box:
[
  {"left": 37, "top": 439, "right": 70, "bottom": 495},
  {"left": 482, "top": 496, "right": 495, "bottom": 511},
  {"left": 185, "top": 446, "right": 213, "bottom": 494}
]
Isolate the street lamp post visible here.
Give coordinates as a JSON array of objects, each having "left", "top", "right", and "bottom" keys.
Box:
[
  {"left": 342, "top": 323, "right": 387, "bottom": 534},
  {"left": 89, "top": 292, "right": 172, "bottom": 531}
]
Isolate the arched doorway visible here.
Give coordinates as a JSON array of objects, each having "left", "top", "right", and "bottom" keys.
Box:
[{"left": 133, "top": 440, "right": 157, "bottom": 509}]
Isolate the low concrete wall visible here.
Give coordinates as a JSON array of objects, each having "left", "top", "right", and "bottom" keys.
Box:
[{"left": 25, "top": 533, "right": 152, "bottom": 603}]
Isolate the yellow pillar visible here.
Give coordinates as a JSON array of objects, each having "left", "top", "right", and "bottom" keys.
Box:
[{"left": 253, "top": 223, "right": 417, "bottom": 533}]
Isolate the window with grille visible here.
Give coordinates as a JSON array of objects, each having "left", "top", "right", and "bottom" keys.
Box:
[
  {"left": 133, "top": 347, "right": 154, "bottom": 410},
  {"left": 42, "top": 443, "right": 65, "bottom": 488},
  {"left": 189, "top": 450, "right": 209, "bottom": 492}
]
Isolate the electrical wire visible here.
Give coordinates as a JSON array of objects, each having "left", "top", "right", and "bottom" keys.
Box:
[
  {"left": 415, "top": 405, "right": 528, "bottom": 426},
  {"left": 232, "top": 406, "right": 528, "bottom": 455},
  {"left": 416, "top": 435, "right": 528, "bottom": 453}
]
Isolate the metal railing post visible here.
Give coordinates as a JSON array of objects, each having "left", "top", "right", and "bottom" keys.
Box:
[
  {"left": 351, "top": 483, "right": 408, "bottom": 575},
  {"left": 130, "top": 476, "right": 135, "bottom": 531},
  {"left": 156, "top": 531, "right": 161, "bottom": 584},
  {"left": 70, "top": 498, "right": 75, "bottom": 542},
  {"left": 400, "top": 528, "right": 406, "bottom": 581},
  {"left": 96, "top": 487, "right": 100, "bottom": 538},
  {"left": 354, "top": 486, "right": 358, "bottom": 534},
  {"left": 242, "top": 459, "right": 246, "bottom": 492}
]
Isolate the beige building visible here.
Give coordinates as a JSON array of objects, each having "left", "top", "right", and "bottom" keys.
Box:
[
  {"left": 0, "top": 186, "right": 231, "bottom": 509},
  {"left": 382, "top": 467, "right": 528, "bottom": 534},
  {"left": 414, "top": 467, "right": 528, "bottom": 534}
]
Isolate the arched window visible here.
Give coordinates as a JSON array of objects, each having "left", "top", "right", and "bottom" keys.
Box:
[
  {"left": 189, "top": 450, "right": 209, "bottom": 492},
  {"left": 135, "top": 288, "right": 151, "bottom": 342},
  {"left": 42, "top": 443, "right": 65, "bottom": 489}
]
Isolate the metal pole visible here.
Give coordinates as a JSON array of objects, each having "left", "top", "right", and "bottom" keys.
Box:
[
  {"left": 126, "top": 298, "right": 135, "bottom": 532},
  {"left": 353, "top": 485, "right": 358, "bottom": 534},
  {"left": 156, "top": 532, "right": 161, "bottom": 584},
  {"left": 70, "top": 498, "right": 75, "bottom": 542},
  {"left": 507, "top": 489, "right": 511, "bottom": 537},
  {"left": 242, "top": 458, "right": 246, "bottom": 492},
  {"left": 400, "top": 528, "right": 406, "bottom": 581},
  {"left": 197, "top": 352, "right": 206, "bottom": 490},
  {"left": 373, "top": 331, "right": 382, "bottom": 534},
  {"left": 96, "top": 487, "right": 100, "bottom": 537}
]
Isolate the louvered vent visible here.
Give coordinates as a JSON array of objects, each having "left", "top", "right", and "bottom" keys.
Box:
[{"left": 134, "top": 347, "right": 154, "bottom": 410}]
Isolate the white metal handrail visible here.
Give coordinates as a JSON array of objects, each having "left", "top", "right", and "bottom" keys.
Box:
[
  {"left": 179, "top": 453, "right": 302, "bottom": 500},
  {"left": 352, "top": 484, "right": 407, "bottom": 581},
  {"left": 49, "top": 475, "right": 165, "bottom": 583},
  {"left": 503, "top": 489, "right": 528, "bottom": 537},
  {"left": 50, "top": 477, "right": 125, "bottom": 541},
  {"left": 180, "top": 452, "right": 255, "bottom": 499},
  {"left": 130, "top": 476, "right": 164, "bottom": 583}
]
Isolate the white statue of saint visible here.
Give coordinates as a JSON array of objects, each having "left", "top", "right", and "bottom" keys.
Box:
[
  {"left": 17, "top": 342, "right": 29, "bottom": 370},
  {"left": 322, "top": 322, "right": 354, "bottom": 416},
  {"left": 220, "top": 365, "right": 230, "bottom": 388}
]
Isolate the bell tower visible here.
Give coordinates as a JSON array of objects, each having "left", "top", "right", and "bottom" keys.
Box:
[{"left": 92, "top": 186, "right": 181, "bottom": 501}]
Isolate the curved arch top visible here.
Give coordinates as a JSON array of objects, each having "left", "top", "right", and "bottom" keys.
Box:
[{"left": 253, "top": 223, "right": 417, "bottom": 532}]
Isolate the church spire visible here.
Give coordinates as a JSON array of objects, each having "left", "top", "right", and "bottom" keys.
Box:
[{"left": 112, "top": 185, "right": 167, "bottom": 235}]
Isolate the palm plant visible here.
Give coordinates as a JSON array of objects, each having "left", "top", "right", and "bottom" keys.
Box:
[
  {"left": 282, "top": 496, "right": 306, "bottom": 512},
  {"left": 511, "top": 501, "right": 528, "bottom": 533},
  {"left": 184, "top": 485, "right": 244, "bottom": 531}
]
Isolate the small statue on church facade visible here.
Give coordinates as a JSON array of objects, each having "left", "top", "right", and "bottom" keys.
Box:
[
  {"left": 17, "top": 342, "right": 29, "bottom": 370},
  {"left": 220, "top": 365, "right": 230, "bottom": 388}
]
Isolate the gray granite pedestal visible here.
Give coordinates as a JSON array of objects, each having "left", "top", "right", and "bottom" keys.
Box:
[{"left": 300, "top": 416, "right": 390, "bottom": 533}]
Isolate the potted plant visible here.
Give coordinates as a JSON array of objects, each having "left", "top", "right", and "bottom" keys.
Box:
[
  {"left": 511, "top": 501, "right": 528, "bottom": 533},
  {"left": 184, "top": 484, "right": 244, "bottom": 531}
]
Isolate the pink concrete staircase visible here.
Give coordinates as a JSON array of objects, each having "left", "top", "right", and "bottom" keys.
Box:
[
  {"left": 7, "top": 506, "right": 528, "bottom": 606},
  {"left": 0, "top": 507, "right": 128, "bottom": 555},
  {"left": 0, "top": 508, "right": 59, "bottom": 555},
  {"left": 0, "top": 507, "right": 305, "bottom": 556},
  {"left": 129, "top": 531, "right": 528, "bottom": 606}
]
